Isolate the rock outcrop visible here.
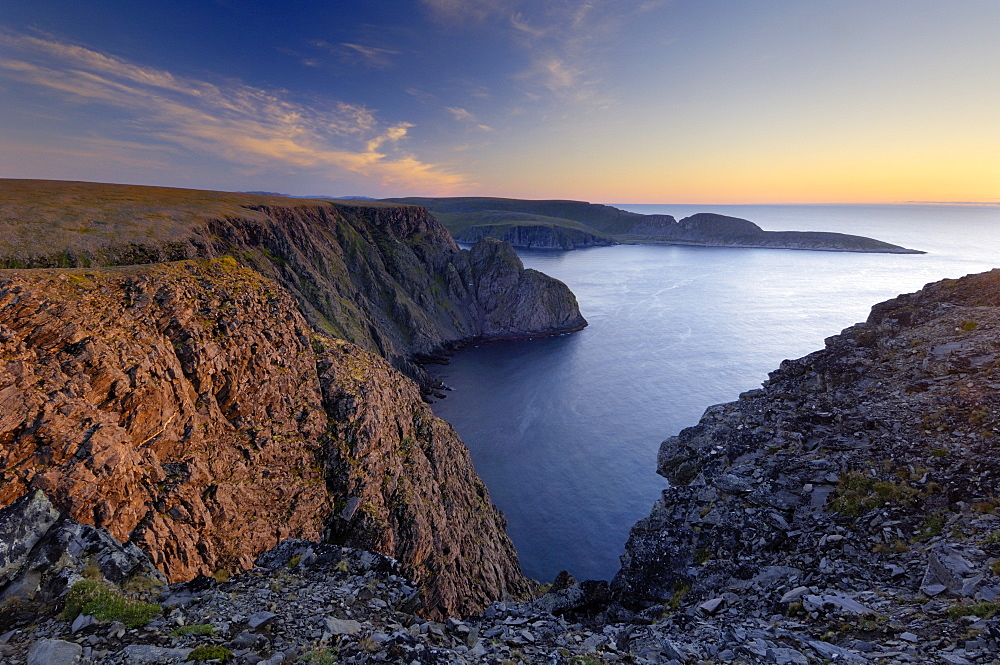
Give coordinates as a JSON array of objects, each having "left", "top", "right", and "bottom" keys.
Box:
[
  {"left": 0, "top": 259, "right": 528, "bottom": 617},
  {"left": 0, "top": 180, "right": 587, "bottom": 378},
  {"left": 611, "top": 268, "right": 1000, "bottom": 660},
  {"left": 0, "top": 491, "right": 165, "bottom": 629},
  {"left": 456, "top": 221, "right": 616, "bottom": 250}
]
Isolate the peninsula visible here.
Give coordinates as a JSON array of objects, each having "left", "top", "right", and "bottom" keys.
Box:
[{"left": 384, "top": 196, "right": 924, "bottom": 253}]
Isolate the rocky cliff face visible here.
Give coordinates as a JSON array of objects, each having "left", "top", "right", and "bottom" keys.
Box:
[
  {"left": 456, "top": 223, "right": 616, "bottom": 250},
  {"left": 0, "top": 259, "right": 527, "bottom": 617},
  {"left": 612, "top": 269, "right": 1000, "bottom": 658},
  {"left": 0, "top": 181, "right": 587, "bottom": 377}
]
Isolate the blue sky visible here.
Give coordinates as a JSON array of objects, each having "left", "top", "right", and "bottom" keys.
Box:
[{"left": 2, "top": 1, "right": 998, "bottom": 202}]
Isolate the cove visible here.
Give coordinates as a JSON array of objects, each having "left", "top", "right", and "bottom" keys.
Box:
[{"left": 430, "top": 203, "right": 1000, "bottom": 582}]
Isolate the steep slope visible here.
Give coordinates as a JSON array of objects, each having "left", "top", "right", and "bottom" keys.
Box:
[
  {"left": 0, "top": 260, "right": 528, "bottom": 616},
  {"left": 387, "top": 196, "right": 922, "bottom": 253},
  {"left": 0, "top": 180, "right": 587, "bottom": 377},
  {"left": 613, "top": 269, "right": 1000, "bottom": 650},
  {"left": 454, "top": 214, "right": 616, "bottom": 249}
]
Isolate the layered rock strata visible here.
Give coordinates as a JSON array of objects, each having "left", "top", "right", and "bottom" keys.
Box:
[{"left": 0, "top": 259, "right": 528, "bottom": 616}]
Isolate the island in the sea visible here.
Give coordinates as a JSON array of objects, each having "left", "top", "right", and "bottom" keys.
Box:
[{"left": 382, "top": 196, "right": 925, "bottom": 253}]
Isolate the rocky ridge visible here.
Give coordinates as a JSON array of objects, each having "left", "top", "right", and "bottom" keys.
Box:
[
  {"left": 612, "top": 269, "right": 1000, "bottom": 662},
  {"left": 0, "top": 259, "right": 528, "bottom": 617}
]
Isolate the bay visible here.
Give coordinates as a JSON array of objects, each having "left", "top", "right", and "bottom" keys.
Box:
[{"left": 429, "top": 204, "right": 1000, "bottom": 583}]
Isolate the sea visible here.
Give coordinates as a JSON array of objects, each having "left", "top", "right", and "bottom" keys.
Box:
[{"left": 429, "top": 203, "right": 1000, "bottom": 583}]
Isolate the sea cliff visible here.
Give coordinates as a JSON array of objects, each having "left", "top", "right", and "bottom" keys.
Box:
[
  {"left": 0, "top": 260, "right": 528, "bottom": 618},
  {"left": 0, "top": 179, "right": 590, "bottom": 620}
]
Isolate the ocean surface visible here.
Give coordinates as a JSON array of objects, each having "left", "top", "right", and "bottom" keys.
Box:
[{"left": 429, "top": 204, "right": 1000, "bottom": 583}]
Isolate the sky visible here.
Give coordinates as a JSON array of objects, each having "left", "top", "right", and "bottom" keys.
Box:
[{"left": 1, "top": 0, "right": 998, "bottom": 203}]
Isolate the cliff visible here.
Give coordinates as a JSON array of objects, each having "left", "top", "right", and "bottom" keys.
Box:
[
  {"left": 612, "top": 268, "right": 1000, "bottom": 657},
  {"left": 0, "top": 259, "right": 528, "bottom": 617},
  {"left": 0, "top": 180, "right": 587, "bottom": 377},
  {"left": 386, "top": 197, "right": 923, "bottom": 253},
  {"left": 456, "top": 221, "right": 615, "bottom": 250}
]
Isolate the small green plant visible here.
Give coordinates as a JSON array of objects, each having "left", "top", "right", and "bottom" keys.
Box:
[
  {"left": 915, "top": 510, "right": 948, "bottom": 541},
  {"left": 661, "top": 581, "right": 690, "bottom": 617},
  {"left": 62, "top": 580, "right": 161, "bottom": 627},
  {"left": 299, "top": 647, "right": 338, "bottom": 664},
  {"left": 829, "top": 471, "right": 920, "bottom": 517},
  {"left": 931, "top": 448, "right": 948, "bottom": 457},
  {"left": 187, "top": 645, "right": 233, "bottom": 662},
  {"left": 945, "top": 601, "right": 1000, "bottom": 620},
  {"left": 971, "top": 499, "right": 999, "bottom": 514},
  {"left": 568, "top": 655, "right": 607, "bottom": 665},
  {"left": 990, "top": 560, "right": 1000, "bottom": 575},
  {"left": 171, "top": 624, "right": 216, "bottom": 637},
  {"left": 960, "top": 320, "right": 979, "bottom": 332},
  {"left": 211, "top": 569, "right": 230, "bottom": 583},
  {"left": 694, "top": 546, "right": 712, "bottom": 565},
  {"left": 287, "top": 555, "right": 302, "bottom": 568},
  {"left": 873, "top": 539, "right": 909, "bottom": 554}
]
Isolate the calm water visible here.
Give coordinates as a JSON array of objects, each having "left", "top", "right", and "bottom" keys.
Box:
[{"left": 430, "top": 204, "right": 1000, "bottom": 583}]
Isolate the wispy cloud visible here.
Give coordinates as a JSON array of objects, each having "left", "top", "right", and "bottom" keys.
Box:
[
  {"left": 445, "top": 106, "right": 475, "bottom": 122},
  {"left": 420, "top": 0, "right": 516, "bottom": 24},
  {"left": 444, "top": 106, "right": 494, "bottom": 132},
  {"left": 311, "top": 39, "right": 401, "bottom": 70},
  {"left": 0, "top": 31, "right": 469, "bottom": 192},
  {"left": 423, "top": 0, "right": 661, "bottom": 107}
]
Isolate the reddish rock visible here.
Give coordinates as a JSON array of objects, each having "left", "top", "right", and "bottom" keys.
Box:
[{"left": 0, "top": 259, "right": 527, "bottom": 616}]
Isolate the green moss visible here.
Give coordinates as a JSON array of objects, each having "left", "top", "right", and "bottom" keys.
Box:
[
  {"left": 829, "top": 471, "right": 921, "bottom": 517},
  {"left": 299, "top": 648, "right": 338, "bottom": 664},
  {"left": 661, "top": 582, "right": 690, "bottom": 617},
  {"left": 960, "top": 320, "right": 979, "bottom": 331},
  {"left": 567, "top": 656, "right": 607, "bottom": 665},
  {"left": 62, "top": 580, "right": 161, "bottom": 627},
  {"left": 915, "top": 510, "right": 948, "bottom": 541},
  {"left": 945, "top": 601, "right": 1000, "bottom": 620},
  {"left": 187, "top": 645, "right": 233, "bottom": 662},
  {"left": 172, "top": 624, "right": 216, "bottom": 636}
]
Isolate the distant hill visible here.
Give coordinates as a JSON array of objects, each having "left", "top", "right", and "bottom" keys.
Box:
[{"left": 383, "top": 197, "right": 923, "bottom": 253}]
